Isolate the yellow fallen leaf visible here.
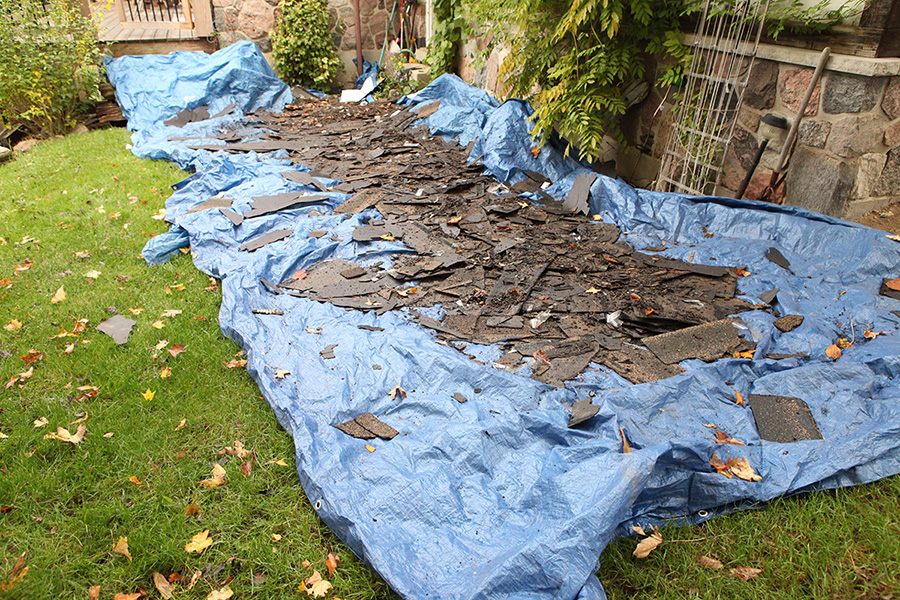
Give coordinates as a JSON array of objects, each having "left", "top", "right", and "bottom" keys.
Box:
[
  {"left": 70, "top": 411, "right": 88, "bottom": 425},
  {"left": 155, "top": 339, "right": 168, "bottom": 350},
  {"left": 113, "top": 536, "right": 132, "bottom": 562},
  {"left": 85, "top": 270, "right": 102, "bottom": 279},
  {"left": 160, "top": 366, "right": 172, "bottom": 379},
  {"left": 365, "top": 444, "right": 376, "bottom": 452},
  {"left": 271, "top": 533, "right": 282, "bottom": 542},
  {"left": 302, "top": 570, "right": 332, "bottom": 598},
  {"left": 265, "top": 458, "right": 289, "bottom": 466},
  {"left": 18, "top": 367, "right": 33, "bottom": 380},
  {"left": 129, "top": 307, "right": 144, "bottom": 315},
  {"left": 152, "top": 320, "right": 165, "bottom": 329},
  {"left": 585, "top": 287, "right": 601, "bottom": 294},
  {"left": 389, "top": 385, "right": 406, "bottom": 400},
  {"left": 4, "top": 320, "right": 21, "bottom": 332},
  {"left": 620, "top": 427, "right": 632, "bottom": 453},
  {"left": 631, "top": 525, "right": 663, "bottom": 559},
  {"left": 50, "top": 286, "right": 66, "bottom": 304},
  {"left": 129, "top": 476, "right": 142, "bottom": 486},
  {"left": 206, "top": 587, "right": 234, "bottom": 600},
  {"left": 199, "top": 463, "right": 227, "bottom": 489},
  {"left": 187, "top": 570, "right": 202, "bottom": 589},
  {"left": 43, "top": 423, "right": 86, "bottom": 444},
  {"left": 726, "top": 456, "right": 762, "bottom": 482},
  {"left": 142, "top": 389, "right": 155, "bottom": 401},
  {"left": 103, "top": 432, "right": 114, "bottom": 438},
  {"left": 89, "top": 585, "right": 100, "bottom": 600},
  {"left": 174, "top": 418, "right": 186, "bottom": 431},
  {"left": 219, "top": 440, "right": 250, "bottom": 459},
  {"left": 734, "top": 390, "right": 745, "bottom": 405},
  {"left": 33, "top": 417, "right": 48, "bottom": 428},
  {"left": 185, "top": 529, "right": 213, "bottom": 554}
]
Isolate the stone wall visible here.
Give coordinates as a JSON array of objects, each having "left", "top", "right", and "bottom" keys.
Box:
[
  {"left": 213, "top": 0, "right": 277, "bottom": 52},
  {"left": 718, "top": 56, "right": 900, "bottom": 218}
]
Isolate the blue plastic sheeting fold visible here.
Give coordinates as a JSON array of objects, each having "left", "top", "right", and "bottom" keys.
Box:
[
  {"left": 105, "top": 41, "right": 292, "bottom": 132},
  {"left": 113, "top": 56, "right": 900, "bottom": 599}
]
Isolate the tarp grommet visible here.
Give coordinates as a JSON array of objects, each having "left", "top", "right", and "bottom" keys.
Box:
[
  {"left": 315, "top": 500, "right": 322, "bottom": 510},
  {"left": 698, "top": 510, "right": 709, "bottom": 518}
]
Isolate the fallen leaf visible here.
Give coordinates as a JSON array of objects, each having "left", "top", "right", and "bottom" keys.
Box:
[
  {"left": 185, "top": 504, "right": 199, "bottom": 515},
  {"left": 113, "top": 593, "right": 143, "bottom": 600},
  {"left": 64, "top": 343, "right": 75, "bottom": 355},
  {"left": 71, "top": 319, "right": 88, "bottom": 334},
  {"left": 0, "top": 278, "right": 12, "bottom": 289},
  {"left": 51, "top": 286, "right": 66, "bottom": 304},
  {"left": 85, "top": 270, "right": 102, "bottom": 279},
  {"left": 33, "top": 417, "right": 48, "bottom": 428},
  {"left": 734, "top": 390, "right": 745, "bottom": 405},
  {"left": 187, "top": 570, "right": 202, "bottom": 590},
  {"left": 10, "top": 553, "right": 25, "bottom": 578},
  {"left": 530, "top": 146, "right": 540, "bottom": 157},
  {"left": 736, "top": 267, "right": 751, "bottom": 277},
  {"left": 730, "top": 566, "right": 763, "bottom": 580},
  {"left": 175, "top": 418, "right": 186, "bottom": 431},
  {"left": 644, "top": 308, "right": 655, "bottom": 316},
  {"left": 275, "top": 368, "right": 290, "bottom": 379},
  {"left": 265, "top": 458, "right": 288, "bottom": 466},
  {"left": 161, "top": 309, "right": 182, "bottom": 318},
  {"left": 302, "top": 570, "right": 332, "bottom": 598},
  {"left": 142, "top": 389, "right": 155, "bottom": 401},
  {"left": 709, "top": 453, "right": 732, "bottom": 478},
  {"left": 326, "top": 553, "right": 340, "bottom": 578},
  {"left": 241, "top": 461, "right": 252, "bottom": 476},
  {"left": 836, "top": 337, "right": 854, "bottom": 349},
  {"left": 632, "top": 525, "right": 663, "bottom": 559},
  {"left": 19, "top": 367, "right": 34, "bottom": 380},
  {"left": 291, "top": 269, "right": 307, "bottom": 281},
  {"left": 302, "top": 560, "right": 311, "bottom": 568},
  {"left": 206, "top": 587, "right": 233, "bottom": 600},
  {"left": 199, "top": 463, "right": 227, "bottom": 489},
  {"left": 14, "top": 259, "right": 33, "bottom": 274},
  {"left": 533, "top": 349, "right": 552, "bottom": 367},
  {"left": 620, "top": 427, "right": 632, "bottom": 453},
  {"left": 726, "top": 456, "right": 762, "bottom": 482},
  {"left": 129, "top": 476, "right": 142, "bottom": 486},
  {"left": 4, "top": 320, "right": 21, "bottom": 332},
  {"left": 826, "top": 344, "right": 842, "bottom": 360},
  {"left": 864, "top": 330, "right": 884, "bottom": 340},
  {"left": 585, "top": 287, "right": 601, "bottom": 294},
  {"left": 20, "top": 351, "right": 43, "bottom": 365},
  {"left": 44, "top": 423, "right": 86, "bottom": 444},
  {"left": 733, "top": 350, "right": 754, "bottom": 359},
  {"left": 153, "top": 572, "right": 175, "bottom": 600},
  {"left": 271, "top": 533, "right": 282, "bottom": 543},
  {"left": 698, "top": 555, "right": 724, "bottom": 570},
  {"left": 113, "top": 536, "right": 132, "bottom": 562},
  {"left": 89, "top": 585, "right": 100, "bottom": 600},
  {"left": 389, "top": 385, "right": 406, "bottom": 400},
  {"left": 365, "top": 444, "right": 375, "bottom": 452},
  {"left": 714, "top": 428, "right": 746, "bottom": 446},
  {"left": 75, "top": 251, "right": 92, "bottom": 259},
  {"left": 152, "top": 320, "right": 165, "bottom": 329},
  {"left": 185, "top": 529, "right": 213, "bottom": 553},
  {"left": 629, "top": 292, "right": 642, "bottom": 301},
  {"left": 129, "top": 307, "right": 144, "bottom": 315},
  {"left": 885, "top": 277, "right": 900, "bottom": 291},
  {"left": 155, "top": 339, "right": 168, "bottom": 350},
  {"left": 160, "top": 366, "right": 172, "bottom": 379},
  {"left": 219, "top": 440, "right": 251, "bottom": 459},
  {"left": 224, "top": 359, "right": 247, "bottom": 369},
  {"left": 0, "top": 564, "right": 27, "bottom": 591},
  {"left": 103, "top": 432, "right": 114, "bottom": 438}
]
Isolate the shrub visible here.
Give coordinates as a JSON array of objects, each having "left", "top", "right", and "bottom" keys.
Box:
[
  {"left": 272, "top": 0, "right": 343, "bottom": 89},
  {"left": 0, "top": 0, "right": 105, "bottom": 136}
]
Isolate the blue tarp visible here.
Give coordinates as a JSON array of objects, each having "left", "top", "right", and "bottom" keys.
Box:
[{"left": 106, "top": 44, "right": 900, "bottom": 600}]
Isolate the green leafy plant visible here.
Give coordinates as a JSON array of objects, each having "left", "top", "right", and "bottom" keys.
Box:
[
  {"left": 0, "top": 0, "right": 105, "bottom": 136},
  {"left": 374, "top": 57, "right": 426, "bottom": 99},
  {"left": 272, "top": 0, "right": 343, "bottom": 89},
  {"left": 426, "top": 0, "right": 467, "bottom": 76}
]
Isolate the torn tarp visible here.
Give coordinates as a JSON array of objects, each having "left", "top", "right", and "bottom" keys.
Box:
[{"left": 108, "top": 54, "right": 900, "bottom": 600}]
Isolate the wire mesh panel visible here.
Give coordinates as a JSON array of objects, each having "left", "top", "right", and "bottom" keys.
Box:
[
  {"left": 120, "top": 0, "right": 186, "bottom": 23},
  {"left": 654, "top": 0, "right": 770, "bottom": 196}
]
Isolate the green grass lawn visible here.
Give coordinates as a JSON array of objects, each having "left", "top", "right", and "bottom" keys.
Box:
[{"left": 1, "top": 128, "right": 899, "bottom": 599}]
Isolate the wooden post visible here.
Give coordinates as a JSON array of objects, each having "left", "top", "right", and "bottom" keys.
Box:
[
  {"left": 191, "top": 0, "right": 214, "bottom": 36},
  {"left": 115, "top": 0, "right": 127, "bottom": 24}
]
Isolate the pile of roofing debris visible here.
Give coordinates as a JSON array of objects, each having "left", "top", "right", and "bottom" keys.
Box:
[{"left": 172, "top": 97, "right": 831, "bottom": 438}]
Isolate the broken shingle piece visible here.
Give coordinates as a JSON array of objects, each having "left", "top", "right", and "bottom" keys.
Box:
[
  {"left": 568, "top": 398, "right": 600, "bottom": 427},
  {"left": 220, "top": 208, "right": 244, "bottom": 227},
  {"left": 642, "top": 318, "right": 751, "bottom": 365},
  {"left": 282, "top": 170, "right": 328, "bottom": 191},
  {"left": 748, "top": 394, "right": 823, "bottom": 443},
  {"left": 765, "top": 247, "right": 792, "bottom": 272},
  {"left": 320, "top": 344, "right": 338, "bottom": 359},
  {"left": 773, "top": 314, "right": 804, "bottom": 333},
  {"left": 563, "top": 172, "right": 597, "bottom": 215},
  {"left": 239, "top": 229, "right": 293, "bottom": 252},
  {"left": 334, "top": 413, "right": 398, "bottom": 440},
  {"left": 452, "top": 392, "right": 468, "bottom": 403},
  {"left": 185, "top": 196, "right": 233, "bottom": 215},
  {"left": 97, "top": 315, "right": 136, "bottom": 345},
  {"left": 243, "top": 193, "right": 328, "bottom": 219}
]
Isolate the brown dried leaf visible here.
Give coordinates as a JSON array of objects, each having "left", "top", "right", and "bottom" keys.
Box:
[
  {"left": 620, "top": 427, "right": 632, "bottom": 453},
  {"left": 389, "top": 385, "right": 407, "bottom": 400},
  {"left": 187, "top": 570, "right": 202, "bottom": 590},
  {"left": 199, "top": 463, "right": 227, "bottom": 489},
  {"left": 533, "top": 349, "right": 552, "bottom": 367},
  {"left": 153, "top": 572, "right": 175, "bottom": 600},
  {"left": 326, "top": 552, "right": 340, "bottom": 578},
  {"left": 207, "top": 587, "right": 234, "bottom": 600},
  {"left": 302, "top": 570, "right": 332, "bottom": 598},
  {"left": 44, "top": 423, "right": 86, "bottom": 444},
  {"left": 730, "top": 566, "right": 763, "bottom": 580},
  {"left": 241, "top": 461, "right": 252, "bottom": 476},
  {"left": 219, "top": 440, "right": 251, "bottom": 459},
  {"left": 224, "top": 359, "right": 247, "bottom": 369},
  {"left": 713, "top": 428, "right": 746, "bottom": 446},
  {"left": 698, "top": 555, "right": 723, "bottom": 570},
  {"left": 726, "top": 457, "right": 762, "bottom": 482},
  {"left": 89, "top": 585, "right": 100, "bottom": 600},
  {"left": 826, "top": 344, "right": 842, "bottom": 360},
  {"left": 632, "top": 525, "right": 663, "bottom": 559},
  {"left": 113, "top": 593, "right": 143, "bottom": 600},
  {"left": 864, "top": 329, "right": 884, "bottom": 340},
  {"left": 20, "top": 351, "right": 43, "bottom": 365},
  {"left": 113, "top": 536, "right": 132, "bottom": 562},
  {"left": 185, "top": 529, "right": 213, "bottom": 554},
  {"left": 884, "top": 277, "right": 900, "bottom": 291},
  {"left": 709, "top": 453, "right": 733, "bottom": 478},
  {"left": 168, "top": 344, "right": 187, "bottom": 358},
  {"left": 184, "top": 504, "right": 199, "bottom": 516}
]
